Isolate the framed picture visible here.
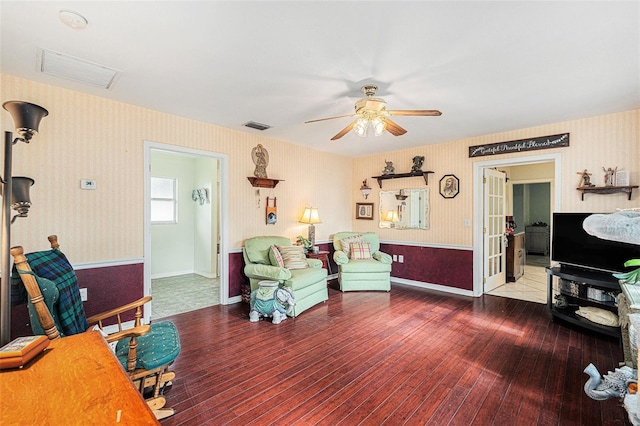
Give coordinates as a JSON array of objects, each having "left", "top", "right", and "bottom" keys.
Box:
[
  {"left": 356, "top": 203, "right": 374, "bottom": 220},
  {"left": 439, "top": 174, "right": 460, "bottom": 199},
  {"left": 616, "top": 170, "right": 629, "bottom": 186}
]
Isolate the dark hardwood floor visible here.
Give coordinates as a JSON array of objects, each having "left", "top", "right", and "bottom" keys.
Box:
[{"left": 159, "top": 283, "right": 630, "bottom": 426}]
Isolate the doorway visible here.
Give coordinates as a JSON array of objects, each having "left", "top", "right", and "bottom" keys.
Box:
[
  {"left": 472, "top": 153, "right": 562, "bottom": 298},
  {"left": 143, "top": 141, "right": 229, "bottom": 323},
  {"left": 486, "top": 180, "right": 552, "bottom": 303}
]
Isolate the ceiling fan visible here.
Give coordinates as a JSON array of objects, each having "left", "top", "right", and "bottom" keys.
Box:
[{"left": 305, "top": 84, "right": 442, "bottom": 141}]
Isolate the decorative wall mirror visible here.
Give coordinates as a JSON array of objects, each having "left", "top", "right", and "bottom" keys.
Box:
[{"left": 379, "top": 188, "right": 430, "bottom": 229}]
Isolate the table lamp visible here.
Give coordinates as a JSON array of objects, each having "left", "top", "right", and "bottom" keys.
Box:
[{"left": 299, "top": 207, "right": 321, "bottom": 246}]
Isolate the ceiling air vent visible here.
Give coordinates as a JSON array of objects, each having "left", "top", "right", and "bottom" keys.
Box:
[
  {"left": 38, "top": 48, "right": 120, "bottom": 89},
  {"left": 243, "top": 121, "right": 271, "bottom": 131}
]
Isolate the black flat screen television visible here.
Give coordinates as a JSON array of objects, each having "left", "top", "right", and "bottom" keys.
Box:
[{"left": 551, "top": 212, "right": 640, "bottom": 274}]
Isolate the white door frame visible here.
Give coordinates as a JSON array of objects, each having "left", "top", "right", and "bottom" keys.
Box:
[
  {"left": 472, "top": 153, "right": 562, "bottom": 297},
  {"left": 143, "top": 141, "right": 229, "bottom": 322}
]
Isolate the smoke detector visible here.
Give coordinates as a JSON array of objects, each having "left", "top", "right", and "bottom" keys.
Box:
[{"left": 59, "top": 10, "right": 88, "bottom": 30}]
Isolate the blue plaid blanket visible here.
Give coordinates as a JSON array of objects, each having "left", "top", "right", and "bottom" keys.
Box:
[{"left": 12, "top": 248, "right": 88, "bottom": 336}]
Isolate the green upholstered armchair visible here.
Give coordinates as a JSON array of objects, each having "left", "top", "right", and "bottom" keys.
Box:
[
  {"left": 243, "top": 236, "right": 328, "bottom": 317},
  {"left": 332, "top": 232, "right": 392, "bottom": 292}
]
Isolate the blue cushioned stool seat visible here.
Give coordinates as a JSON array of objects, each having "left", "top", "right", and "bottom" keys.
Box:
[{"left": 115, "top": 321, "right": 181, "bottom": 370}]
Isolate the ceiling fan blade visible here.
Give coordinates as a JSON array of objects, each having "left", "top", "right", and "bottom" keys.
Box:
[
  {"left": 305, "top": 114, "right": 356, "bottom": 124},
  {"left": 331, "top": 121, "right": 357, "bottom": 140},
  {"left": 387, "top": 110, "right": 442, "bottom": 117},
  {"left": 384, "top": 118, "right": 407, "bottom": 136}
]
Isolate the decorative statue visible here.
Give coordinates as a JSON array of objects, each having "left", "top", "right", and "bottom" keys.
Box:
[
  {"left": 583, "top": 363, "right": 637, "bottom": 400},
  {"left": 583, "top": 211, "right": 640, "bottom": 246},
  {"left": 382, "top": 160, "right": 395, "bottom": 175},
  {"left": 577, "top": 169, "right": 594, "bottom": 187},
  {"left": 602, "top": 166, "right": 617, "bottom": 186},
  {"left": 411, "top": 156, "right": 425, "bottom": 173},
  {"left": 249, "top": 282, "right": 295, "bottom": 324},
  {"left": 252, "top": 144, "right": 269, "bottom": 178}
]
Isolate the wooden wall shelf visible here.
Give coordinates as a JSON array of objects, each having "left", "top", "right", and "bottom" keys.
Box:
[
  {"left": 577, "top": 185, "right": 638, "bottom": 201},
  {"left": 247, "top": 177, "right": 283, "bottom": 188},
  {"left": 371, "top": 171, "right": 434, "bottom": 188}
]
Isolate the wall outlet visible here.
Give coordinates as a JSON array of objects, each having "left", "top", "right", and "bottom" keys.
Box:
[
  {"left": 81, "top": 179, "right": 97, "bottom": 190},
  {"left": 79, "top": 288, "right": 88, "bottom": 301},
  {"left": 392, "top": 254, "right": 398, "bottom": 262},
  {"left": 398, "top": 255, "right": 404, "bottom": 263}
]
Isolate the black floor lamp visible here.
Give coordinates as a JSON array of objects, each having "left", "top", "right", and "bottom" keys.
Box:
[{"left": 1, "top": 101, "right": 48, "bottom": 346}]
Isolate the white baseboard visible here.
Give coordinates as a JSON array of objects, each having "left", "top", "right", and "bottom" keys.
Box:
[
  {"left": 391, "top": 277, "right": 475, "bottom": 297},
  {"left": 150, "top": 270, "right": 195, "bottom": 280},
  {"left": 194, "top": 271, "right": 217, "bottom": 279},
  {"left": 226, "top": 295, "right": 242, "bottom": 304}
]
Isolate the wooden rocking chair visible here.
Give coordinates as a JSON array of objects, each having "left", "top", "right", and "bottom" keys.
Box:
[{"left": 10, "top": 235, "right": 180, "bottom": 420}]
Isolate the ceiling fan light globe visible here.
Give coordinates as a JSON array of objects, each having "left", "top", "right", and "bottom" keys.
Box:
[
  {"left": 372, "top": 117, "right": 387, "bottom": 136},
  {"left": 354, "top": 118, "right": 368, "bottom": 137}
]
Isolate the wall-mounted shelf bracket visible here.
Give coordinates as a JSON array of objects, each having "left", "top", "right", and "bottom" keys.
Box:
[
  {"left": 577, "top": 185, "right": 638, "bottom": 201},
  {"left": 247, "top": 177, "right": 283, "bottom": 188},
  {"left": 371, "top": 171, "right": 434, "bottom": 188}
]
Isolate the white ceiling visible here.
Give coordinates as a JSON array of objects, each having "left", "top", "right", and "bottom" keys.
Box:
[{"left": 1, "top": 1, "right": 638, "bottom": 158}]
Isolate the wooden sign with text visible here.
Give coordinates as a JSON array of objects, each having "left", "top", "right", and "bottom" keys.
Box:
[{"left": 469, "top": 133, "right": 569, "bottom": 158}]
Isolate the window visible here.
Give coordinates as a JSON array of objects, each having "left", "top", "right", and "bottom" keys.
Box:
[{"left": 151, "top": 177, "right": 177, "bottom": 223}]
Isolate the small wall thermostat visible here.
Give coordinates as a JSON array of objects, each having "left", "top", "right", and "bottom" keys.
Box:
[{"left": 80, "top": 179, "right": 96, "bottom": 190}]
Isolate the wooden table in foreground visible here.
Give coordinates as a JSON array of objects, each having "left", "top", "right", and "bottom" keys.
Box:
[{"left": 0, "top": 331, "right": 159, "bottom": 425}]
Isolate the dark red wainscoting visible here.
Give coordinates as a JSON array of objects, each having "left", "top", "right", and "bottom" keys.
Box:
[
  {"left": 228, "top": 251, "right": 245, "bottom": 298},
  {"left": 381, "top": 243, "right": 473, "bottom": 291},
  {"left": 10, "top": 262, "right": 143, "bottom": 339}
]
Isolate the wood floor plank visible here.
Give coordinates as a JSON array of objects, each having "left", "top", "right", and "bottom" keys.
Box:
[{"left": 157, "top": 284, "right": 630, "bottom": 426}]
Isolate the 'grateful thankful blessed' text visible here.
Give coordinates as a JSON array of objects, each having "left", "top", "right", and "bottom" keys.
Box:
[{"left": 468, "top": 133, "right": 570, "bottom": 158}]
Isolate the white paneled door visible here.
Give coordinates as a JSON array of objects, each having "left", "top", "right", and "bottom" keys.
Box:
[{"left": 483, "top": 168, "right": 507, "bottom": 292}]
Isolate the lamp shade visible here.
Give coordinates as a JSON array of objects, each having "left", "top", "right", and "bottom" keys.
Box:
[
  {"left": 299, "top": 207, "right": 321, "bottom": 224},
  {"left": 3, "top": 177, "right": 35, "bottom": 221},
  {"left": 384, "top": 210, "right": 399, "bottom": 222},
  {"left": 2, "top": 101, "right": 49, "bottom": 141}
]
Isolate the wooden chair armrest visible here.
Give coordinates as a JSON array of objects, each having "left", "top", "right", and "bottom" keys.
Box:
[
  {"left": 104, "top": 325, "right": 151, "bottom": 343},
  {"left": 86, "top": 296, "right": 152, "bottom": 325}
]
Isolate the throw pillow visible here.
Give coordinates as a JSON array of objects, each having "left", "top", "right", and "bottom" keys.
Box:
[
  {"left": 350, "top": 242, "right": 372, "bottom": 260},
  {"left": 276, "top": 245, "right": 308, "bottom": 270},
  {"left": 340, "top": 235, "right": 364, "bottom": 258},
  {"left": 269, "top": 245, "right": 285, "bottom": 268},
  {"left": 575, "top": 306, "right": 619, "bottom": 327}
]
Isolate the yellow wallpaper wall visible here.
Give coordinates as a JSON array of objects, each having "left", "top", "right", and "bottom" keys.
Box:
[
  {"left": 353, "top": 109, "right": 639, "bottom": 247},
  {"left": 2, "top": 74, "right": 637, "bottom": 262},
  {"left": 1, "top": 75, "right": 353, "bottom": 262}
]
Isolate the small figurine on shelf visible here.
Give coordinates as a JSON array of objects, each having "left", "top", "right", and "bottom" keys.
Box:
[
  {"left": 411, "top": 156, "right": 425, "bottom": 173},
  {"left": 603, "top": 166, "right": 618, "bottom": 186},
  {"left": 252, "top": 144, "right": 269, "bottom": 178},
  {"left": 578, "top": 169, "right": 595, "bottom": 187},
  {"left": 382, "top": 160, "right": 395, "bottom": 175}
]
